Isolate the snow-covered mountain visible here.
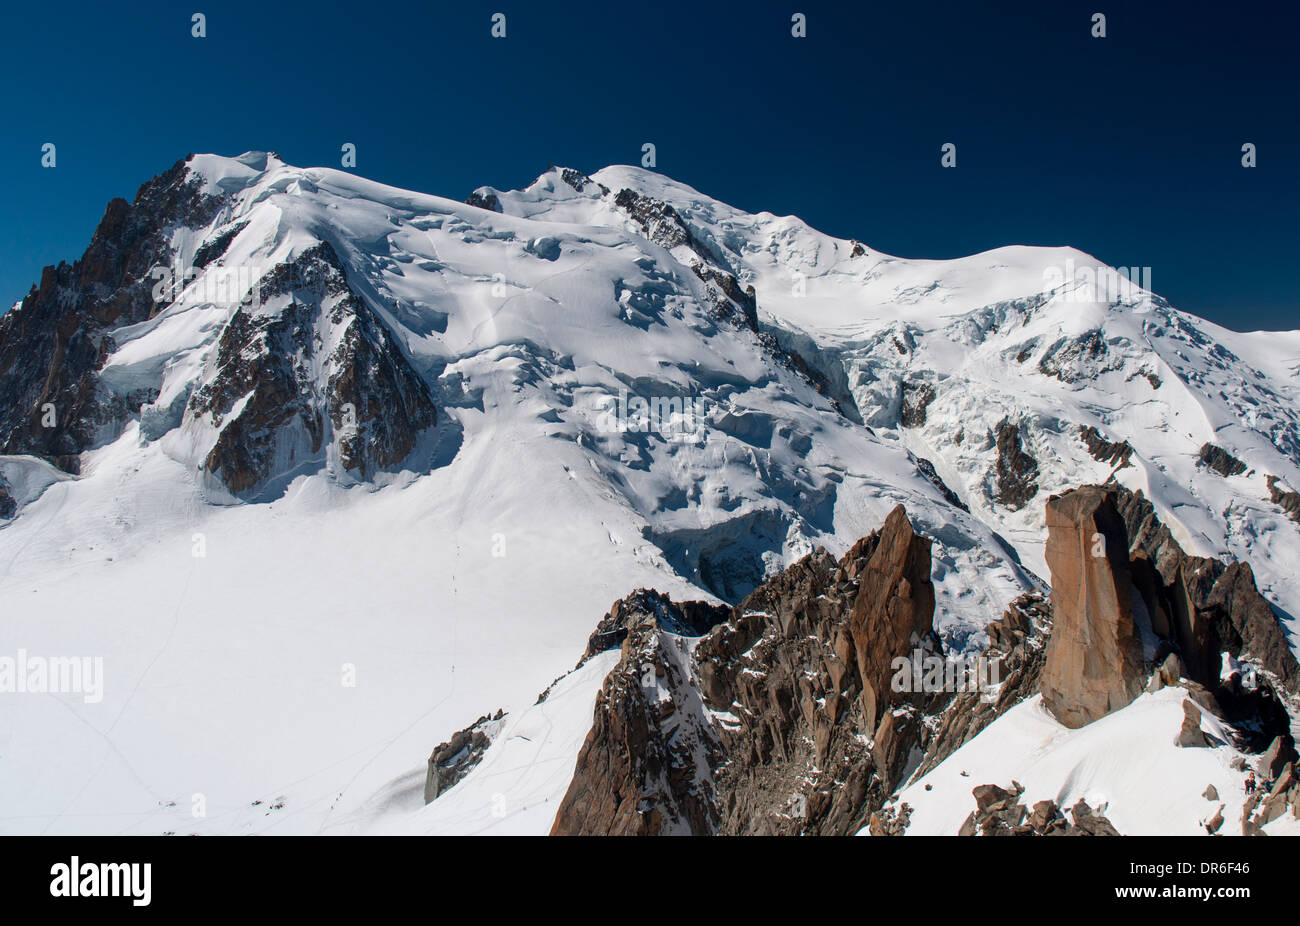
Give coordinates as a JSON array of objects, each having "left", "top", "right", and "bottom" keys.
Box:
[{"left": 1, "top": 152, "right": 1297, "bottom": 835}]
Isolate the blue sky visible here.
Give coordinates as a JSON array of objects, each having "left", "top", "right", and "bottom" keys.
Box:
[{"left": 3, "top": 0, "right": 1297, "bottom": 329}]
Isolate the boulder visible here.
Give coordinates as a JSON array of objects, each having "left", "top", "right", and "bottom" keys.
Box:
[
  {"left": 1206, "top": 805, "right": 1224, "bottom": 834},
  {"left": 1175, "top": 699, "right": 1209, "bottom": 748},
  {"left": 1258, "top": 736, "right": 1298, "bottom": 779},
  {"left": 1146, "top": 651, "right": 1183, "bottom": 693}
]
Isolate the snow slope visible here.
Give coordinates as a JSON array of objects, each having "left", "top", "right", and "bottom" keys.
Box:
[
  {"left": 888, "top": 688, "right": 1293, "bottom": 837},
  {"left": 1, "top": 153, "right": 1296, "bottom": 835}
]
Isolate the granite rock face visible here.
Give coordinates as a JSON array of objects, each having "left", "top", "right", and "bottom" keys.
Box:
[
  {"left": 512, "top": 487, "right": 1298, "bottom": 834},
  {"left": 552, "top": 507, "right": 954, "bottom": 835},
  {"left": 1038, "top": 483, "right": 1299, "bottom": 745},
  {"left": 849, "top": 505, "right": 937, "bottom": 736},
  {"left": 1115, "top": 486, "right": 1300, "bottom": 694},
  {"left": 0, "top": 157, "right": 224, "bottom": 471},
  {"left": 550, "top": 596, "right": 724, "bottom": 836},
  {"left": 913, "top": 591, "right": 1051, "bottom": 778},
  {"left": 1039, "top": 486, "right": 1145, "bottom": 728},
  {"left": 186, "top": 242, "right": 438, "bottom": 498}
]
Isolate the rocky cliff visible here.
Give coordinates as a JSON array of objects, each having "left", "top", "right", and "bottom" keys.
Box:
[
  {"left": 548, "top": 506, "right": 1026, "bottom": 835},
  {"left": 1039, "top": 486, "right": 1145, "bottom": 728},
  {"left": 537, "top": 486, "right": 1300, "bottom": 835},
  {"left": 0, "top": 157, "right": 223, "bottom": 472},
  {"left": 1036, "top": 483, "right": 1298, "bottom": 768}
]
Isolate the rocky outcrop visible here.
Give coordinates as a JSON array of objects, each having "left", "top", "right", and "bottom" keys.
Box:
[
  {"left": 1039, "top": 486, "right": 1145, "bottom": 728},
  {"left": 693, "top": 537, "right": 892, "bottom": 835},
  {"left": 187, "top": 242, "right": 438, "bottom": 497},
  {"left": 464, "top": 189, "right": 502, "bottom": 212},
  {"left": 1037, "top": 329, "right": 1122, "bottom": 384},
  {"left": 559, "top": 168, "right": 608, "bottom": 195},
  {"left": 554, "top": 506, "right": 958, "bottom": 836},
  {"left": 867, "top": 800, "right": 912, "bottom": 835},
  {"left": 900, "top": 379, "right": 936, "bottom": 428},
  {"left": 1115, "top": 487, "right": 1300, "bottom": 695},
  {"left": 579, "top": 590, "right": 728, "bottom": 665},
  {"left": 0, "top": 156, "right": 224, "bottom": 471},
  {"left": 1242, "top": 754, "right": 1300, "bottom": 834},
  {"left": 424, "top": 710, "right": 504, "bottom": 803},
  {"left": 611, "top": 187, "right": 758, "bottom": 333},
  {"left": 916, "top": 457, "right": 968, "bottom": 511},
  {"left": 1079, "top": 424, "right": 1133, "bottom": 469},
  {"left": 992, "top": 419, "right": 1039, "bottom": 510},
  {"left": 1035, "top": 482, "right": 1298, "bottom": 756},
  {"left": 1256, "top": 735, "right": 1298, "bottom": 780},
  {"left": 549, "top": 595, "right": 724, "bottom": 836},
  {"left": 958, "top": 782, "right": 1121, "bottom": 836},
  {"left": 1266, "top": 476, "right": 1300, "bottom": 524},
  {"left": 546, "top": 485, "right": 1298, "bottom": 835},
  {"left": 850, "top": 506, "right": 936, "bottom": 735},
  {"left": 1197, "top": 442, "right": 1247, "bottom": 477},
  {"left": 1175, "top": 699, "right": 1210, "bottom": 747}
]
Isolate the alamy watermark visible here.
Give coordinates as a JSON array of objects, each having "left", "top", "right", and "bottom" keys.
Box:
[
  {"left": 0, "top": 650, "right": 103, "bottom": 703},
  {"left": 890, "top": 649, "right": 1000, "bottom": 698},
  {"left": 151, "top": 260, "right": 263, "bottom": 309},
  {"left": 1044, "top": 259, "right": 1151, "bottom": 304},
  {"left": 595, "top": 388, "right": 707, "bottom": 444},
  {"left": 50, "top": 856, "right": 150, "bottom": 906}
]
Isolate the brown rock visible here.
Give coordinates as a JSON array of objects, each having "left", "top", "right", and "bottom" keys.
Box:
[
  {"left": 1206, "top": 805, "right": 1224, "bottom": 834},
  {"left": 550, "top": 609, "right": 720, "bottom": 836},
  {"left": 1175, "top": 699, "right": 1209, "bottom": 748},
  {"left": 1040, "top": 486, "right": 1144, "bottom": 727},
  {"left": 1257, "top": 736, "right": 1299, "bottom": 780},
  {"left": 1146, "top": 651, "right": 1183, "bottom": 693},
  {"left": 849, "top": 504, "right": 936, "bottom": 734}
]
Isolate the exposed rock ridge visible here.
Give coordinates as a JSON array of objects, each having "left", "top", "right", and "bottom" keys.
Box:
[
  {"left": 992, "top": 419, "right": 1039, "bottom": 510},
  {"left": 912, "top": 591, "right": 1051, "bottom": 778},
  {"left": 424, "top": 710, "right": 504, "bottom": 803},
  {"left": 0, "top": 156, "right": 225, "bottom": 471},
  {"left": 550, "top": 597, "right": 724, "bottom": 836},
  {"left": 1037, "top": 484, "right": 1297, "bottom": 758},
  {"left": 1198, "top": 442, "right": 1247, "bottom": 477},
  {"left": 551, "top": 505, "right": 950, "bottom": 835},
  {"left": 187, "top": 241, "right": 438, "bottom": 497},
  {"left": 1266, "top": 475, "right": 1300, "bottom": 524},
  {"left": 1079, "top": 424, "right": 1133, "bottom": 469},
  {"left": 1113, "top": 485, "right": 1300, "bottom": 694}
]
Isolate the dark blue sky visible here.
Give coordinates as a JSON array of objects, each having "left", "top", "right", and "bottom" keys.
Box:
[{"left": 3, "top": 0, "right": 1297, "bottom": 330}]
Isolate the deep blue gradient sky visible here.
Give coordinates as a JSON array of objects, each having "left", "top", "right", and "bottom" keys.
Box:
[{"left": 2, "top": 1, "right": 1297, "bottom": 329}]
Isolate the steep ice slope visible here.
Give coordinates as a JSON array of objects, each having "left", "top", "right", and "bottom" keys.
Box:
[
  {"left": 98, "top": 154, "right": 1036, "bottom": 629},
  {"left": 0, "top": 154, "right": 1032, "bottom": 835},
  {"left": 485, "top": 164, "right": 1300, "bottom": 630}
]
